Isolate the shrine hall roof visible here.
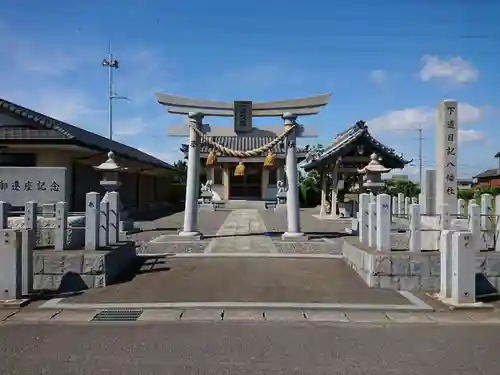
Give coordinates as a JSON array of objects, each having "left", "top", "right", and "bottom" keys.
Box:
[
  {"left": 299, "top": 120, "right": 412, "bottom": 171},
  {"left": 180, "top": 136, "right": 309, "bottom": 156},
  {"left": 0, "top": 98, "right": 174, "bottom": 170}
]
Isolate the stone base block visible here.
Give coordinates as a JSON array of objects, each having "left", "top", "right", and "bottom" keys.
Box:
[
  {"left": 177, "top": 231, "right": 204, "bottom": 240},
  {"left": 281, "top": 232, "right": 309, "bottom": 241},
  {"left": 33, "top": 241, "right": 136, "bottom": 292},
  {"left": 199, "top": 203, "right": 214, "bottom": 211},
  {"left": 120, "top": 219, "right": 134, "bottom": 232},
  {"left": 342, "top": 237, "right": 500, "bottom": 293},
  {"left": 274, "top": 204, "right": 287, "bottom": 213}
]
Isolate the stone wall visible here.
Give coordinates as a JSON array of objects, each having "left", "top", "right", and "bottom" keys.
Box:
[
  {"left": 342, "top": 237, "right": 500, "bottom": 292},
  {"left": 33, "top": 241, "right": 136, "bottom": 291}
]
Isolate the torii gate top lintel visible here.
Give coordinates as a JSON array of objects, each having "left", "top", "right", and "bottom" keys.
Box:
[{"left": 156, "top": 93, "right": 332, "bottom": 117}]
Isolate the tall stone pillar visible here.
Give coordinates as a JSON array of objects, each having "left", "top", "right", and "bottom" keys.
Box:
[
  {"left": 330, "top": 160, "right": 340, "bottom": 218},
  {"left": 436, "top": 100, "right": 458, "bottom": 216},
  {"left": 282, "top": 112, "right": 304, "bottom": 239},
  {"left": 180, "top": 112, "right": 203, "bottom": 237},
  {"left": 320, "top": 170, "right": 327, "bottom": 216}
]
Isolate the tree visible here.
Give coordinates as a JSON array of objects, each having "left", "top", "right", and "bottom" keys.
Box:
[
  {"left": 384, "top": 179, "right": 420, "bottom": 197},
  {"left": 171, "top": 160, "right": 187, "bottom": 183}
]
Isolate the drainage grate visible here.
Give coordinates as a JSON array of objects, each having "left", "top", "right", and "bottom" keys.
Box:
[{"left": 92, "top": 309, "right": 143, "bottom": 322}]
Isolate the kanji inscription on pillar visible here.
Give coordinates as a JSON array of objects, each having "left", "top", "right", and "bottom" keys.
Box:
[{"left": 436, "top": 100, "right": 458, "bottom": 214}]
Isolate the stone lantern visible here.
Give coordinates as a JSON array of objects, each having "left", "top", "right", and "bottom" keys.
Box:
[
  {"left": 94, "top": 151, "right": 132, "bottom": 231},
  {"left": 357, "top": 152, "right": 391, "bottom": 195}
]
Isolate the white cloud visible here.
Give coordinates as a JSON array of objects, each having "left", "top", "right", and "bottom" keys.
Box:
[
  {"left": 114, "top": 117, "right": 149, "bottom": 136},
  {"left": 419, "top": 55, "right": 479, "bottom": 84},
  {"left": 459, "top": 129, "right": 486, "bottom": 143},
  {"left": 369, "top": 70, "right": 387, "bottom": 85},
  {"left": 367, "top": 102, "right": 486, "bottom": 133}
]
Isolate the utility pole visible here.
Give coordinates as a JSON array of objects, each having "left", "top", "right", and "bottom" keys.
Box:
[
  {"left": 417, "top": 126, "right": 423, "bottom": 185},
  {"left": 102, "top": 42, "right": 129, "bottom": 140}
]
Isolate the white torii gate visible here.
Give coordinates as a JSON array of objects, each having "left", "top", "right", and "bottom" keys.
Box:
[{"left": 156, "top": 93, "right": 331, "bottom": 239}]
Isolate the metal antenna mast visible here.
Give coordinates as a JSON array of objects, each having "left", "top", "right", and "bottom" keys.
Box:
[{"left": 102, "top": 42, "right": 129, "bottom": 140}]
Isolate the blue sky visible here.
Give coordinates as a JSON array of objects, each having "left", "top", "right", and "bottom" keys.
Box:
[{"left": 1, "top": 0, "right": 499, "bottom": 179}]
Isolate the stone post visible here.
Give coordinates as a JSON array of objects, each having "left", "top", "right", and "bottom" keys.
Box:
[
  {"left": 85, "top": 192, "right": 100, "bottom": 250},
  {"left": 320, "top": 170, "right": 327, "bottom": 216},
  {"left": 457, "top": 198, "right": 466, "bottom": 218},
  {"left": 282, "top": 112, "right": 304, "bottom": 239},
  {"left": 99, "top": 201, "right": 109, "bottom": 248},
  {"left": 418, "top": 193, "right": 425, "bottom": 214},
  {"left": 376, "top": 194, "right": 391, "bottom": 252},
  {"left": 369, "top": 192, "right": 375, "bottom": 204},
  {"left": 468, "top": 203, "right": 480, "bottom": 251},
  {"left": 24, "top": 201, "right": 37, "bottom": 231},
  {"left": 439, "top": 203, "right": 450, "bottom": 231},
  {"left": 0, "top": 229, "right": 23, "bottom": 300},
  {"left": 397, "top": 193, "right": 404, "bottom": 216},
  {"left": 496, "top": 195, "right": 500, "bottom": 252},
  {"left": 180, "top": 112, "right": 203, "bottom": 237},
  {"left": 54, "top": 201, "right": 68, "bottom": 250},
  {"left": 436, "top": 100, "right": 458, "bottom": 216},
  {"left": 422, "top": 170, "right": 436, "bottom": 215},
  {"left": 108, "top": 191, "right": 120, "bottom": 244},
  {"left": 409, "top": 203, "right": 421, "bottom": 252},
  {"left": 480, "top": 194, "right": 494, "bottom": 250},
  {"left": 368, "top": 201, "right": 377, "bottom": 247},
  {"left": 23, "top": 202, "right": 37, "bottom": 297},
  {"left": 440, "top": 230, "right": 454, "bottom": 299},
  {"left": 0, "top": 201, "right": 8, "bottom": 229},
  {"left": 391, "top": 196, "right": 397, "bottom": 216},
  {"left": 404, "top": 197, "right": 411, "bottom": 216},
  {"left": 358, "top": 193, "right": 370, "bottom": 244},
  {"left": 329, "top": 159, "right": 340, "bottom": 218},
  {"left": 451, "top": 231, "right": 475, "bottom": 304}
]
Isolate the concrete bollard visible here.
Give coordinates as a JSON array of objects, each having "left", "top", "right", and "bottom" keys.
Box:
[
  {"left": 404, "top": 197, "right": 411, "bottom": 216},
  {"left": 99, "top": 201, "right": 109, "bottom": 248},
  {"left": 0, "top": 229, "right": 23, "bottom": 300},
  {"left": 457, "top": 198, "right": 466, "bottom": 218},
  {"left": 480, "top": 194, "right": 494, "bottom": 250},
  {"left": 495, "top": 195, "right": 500, "bottom": 252},
  {"left": 0, "top": 201, "right": 9, "bottom": 229},
  {"left": 391, "top": 196, "right": 398, "bottom": 216},
  {"left": 440, "top": 230, "right": 455, "bottom": 299},
  {"left": 54, "top": 201, "right": 68, "bottom": 250},
  {"left": 368, "top": 201, "right": 377, "bottom": 248},
  {"left": 376, "top": 194, "right": 391, "bottom": 252},
  {"left": 107, "top": 192, "right": 120, "bottom": 244},
  {"left": 397, "top": 193, "right": 404, "bottom": 216},
  {"left": 85, "top": 192, "right": 100, "bottom": 250},
  {"left": 358, "top": 193, "right": 370, "bottom": 244},
  {"left": 468, "top": 203, "right": 480, "bottom": 251},
  {"left": 409, "top": 203, "right": 421, "bottom": 252},
  {"left": 451, "top": 231, "right": 475, "bottom": 304}
]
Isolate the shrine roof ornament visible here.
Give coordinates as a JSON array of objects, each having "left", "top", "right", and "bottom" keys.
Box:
[
  {"left": 299, "top": 120, "right": 412, "bottom": 171},
  {"left": 156, "top": 93, "right": 331, "bottom": 117}
]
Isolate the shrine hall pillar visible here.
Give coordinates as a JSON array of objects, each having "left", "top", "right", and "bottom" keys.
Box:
[
  {"left": 282, "top": 112, "right": 304, "bottom": 239},
  {"left": 179, "top": 112, "right": 203, "bottom": 237}
]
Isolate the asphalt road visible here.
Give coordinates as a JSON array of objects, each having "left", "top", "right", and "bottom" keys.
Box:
[{"left": 1, "top": 322, "right": 499, "bottom": 374}]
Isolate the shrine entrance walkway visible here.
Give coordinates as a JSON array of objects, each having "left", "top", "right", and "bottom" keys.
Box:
[{"left": 132, "top": 207, "right": 352, "bottom": 255}]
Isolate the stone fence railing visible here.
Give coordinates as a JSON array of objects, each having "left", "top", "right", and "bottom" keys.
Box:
[{"left": 0, "top": 191, "right": 129, "bottom": 300}]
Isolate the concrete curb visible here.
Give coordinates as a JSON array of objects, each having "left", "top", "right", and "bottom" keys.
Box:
[
  {"left": 38, "top": 291, "right": 433, "bottom": 312},
  {"left": 136, "top": 253, "right": 344, "bottom": 259}
]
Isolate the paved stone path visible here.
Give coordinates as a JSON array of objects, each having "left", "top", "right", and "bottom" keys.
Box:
[{"left": 204, "top": 209, "right": 277, "bottom": 253}]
